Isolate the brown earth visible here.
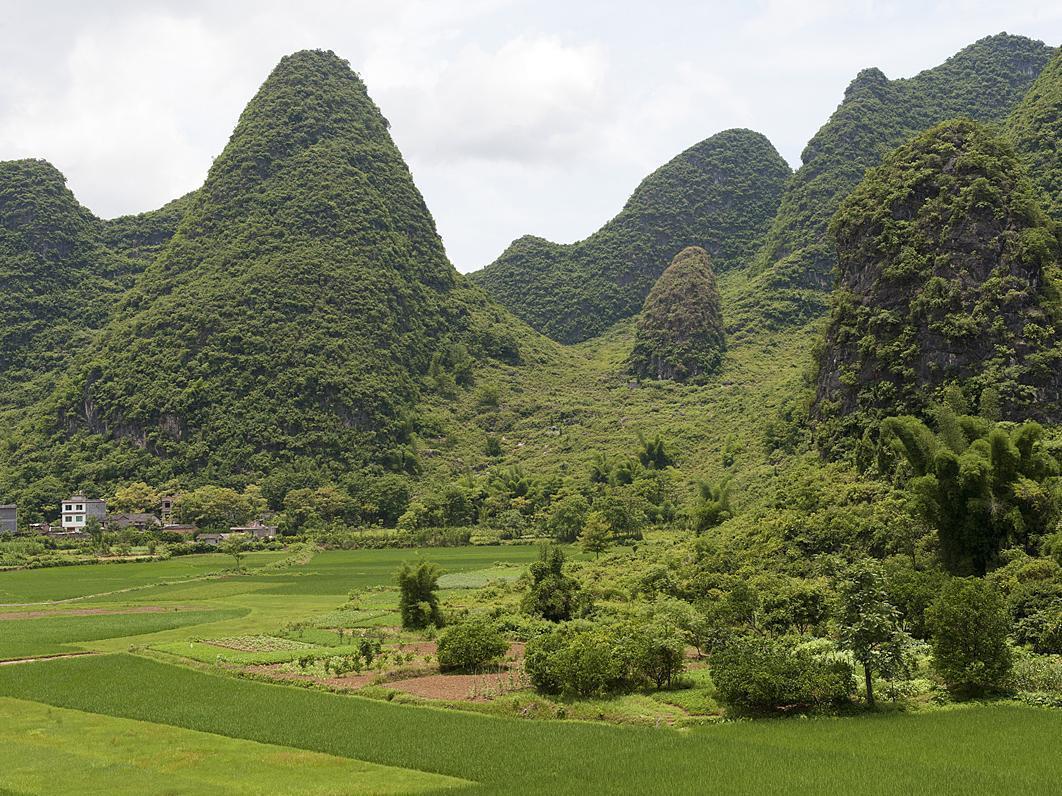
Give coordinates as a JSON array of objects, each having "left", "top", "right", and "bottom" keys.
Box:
[{"left": 0, "top": 606, "right": 178, "bottom": 621}]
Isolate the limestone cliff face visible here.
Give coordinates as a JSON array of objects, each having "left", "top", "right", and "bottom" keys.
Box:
[
  {"left": 629, "top": 246, "right": 725, "bottom": 382},
  {"left": 814, "top": 119, "right": 1061, "bottom": 448}
]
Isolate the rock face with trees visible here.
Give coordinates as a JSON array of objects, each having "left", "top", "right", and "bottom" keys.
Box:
[
  {"left": 629, "top": 246, "right": 725, "bottom": 382},
  {"left": 731, "top": 33, "right": 1054, "bottom": 334},
  {"left": 814, "top": 119, "right": 1061, "bottom": 450}
]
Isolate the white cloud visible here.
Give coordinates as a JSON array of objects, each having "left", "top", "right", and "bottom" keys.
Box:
[{"left": 0, "top": 0, "right": 1058, "bottom": 270}]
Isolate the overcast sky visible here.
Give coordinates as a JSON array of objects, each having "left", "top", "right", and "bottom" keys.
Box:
[{"left": 1, "top": 1, "right": 1058, "bottom": 272}]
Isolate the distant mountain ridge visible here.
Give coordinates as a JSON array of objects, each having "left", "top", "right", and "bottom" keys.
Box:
[
  {"left": 729, "top": 33, "right": 1054, "bottom": 334},
  {"left": 471, "top": 129, "right": 791, "bottom": 343}
]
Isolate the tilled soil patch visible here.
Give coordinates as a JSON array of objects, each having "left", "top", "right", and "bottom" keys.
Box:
[{"left": 0, "top": 606, "right": 178, "bottom": 621}]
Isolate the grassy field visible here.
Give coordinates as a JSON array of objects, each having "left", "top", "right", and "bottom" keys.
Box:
[
  {"left": 0, "top": 654, "right": 1058, "bottom": 795},
  {"left": 0, "top": 696, "right": 467, "bottom": 795},
  {"left": 0, "top": 609, "right": 244, "bottom": 660},
  {"left": 0, "top": 552, "right": 284, "bottom": 603},
  {"left": 2, "top": 547, "right": 1059, "bottom": 794}
]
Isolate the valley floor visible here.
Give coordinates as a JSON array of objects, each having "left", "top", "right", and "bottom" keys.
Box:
[{"left": 0, "top": 549, "right": 1059, "bottom": 795}]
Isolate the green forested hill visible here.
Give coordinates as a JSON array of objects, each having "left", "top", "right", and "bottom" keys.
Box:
[
  {"left": 0, "top": 159, "right": 138, "bottom": 405},
  {"left": 471, "top": 129, "right": 791, "bottom": 343},
  {"left": 1005, "top": 50, "right": 1061, "bottom": 220},
  {"left": 629, "top": 246, "right": 725, "bottom": 382},
  {"left": 0, "top": 50, "right": 537, "bottom": 497},
  {"left": 101, "top": 191, "right": 196, "bottom": 264},
  {"left": 730, "top": 33, "right": 1054, "bottom": 334},
  {"left": 813, "top": 119, "right": 1061, "bottom": 451}
]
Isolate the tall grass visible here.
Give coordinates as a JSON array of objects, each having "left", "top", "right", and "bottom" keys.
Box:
[{"left": 0, "top": 654, "right": 1058, "bottom": 794}]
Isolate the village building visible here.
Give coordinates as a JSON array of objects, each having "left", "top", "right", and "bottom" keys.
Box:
[
  {"left": 60, "top": 495, "right": 107, "bottom": 532},
  {"left": 196, "top": 532, "right": 229, "bottom": 546},
  {"left": 30, "top": 521, "right": 52, "bottom": 535},
  {"left": 0, "top": 504, "right": 17, "bottom": 534},
  {"left": 159, "top": 495, "right": 177, "bottom": 525},
  {"left": 229, "top": 519, "right": 278, "bottom": 539},
  {"left": 106, "top": 512, "right": 162, "bottom": 531},
  {"left": 161, "top": 523, "right": 198, "bottom": 536}
]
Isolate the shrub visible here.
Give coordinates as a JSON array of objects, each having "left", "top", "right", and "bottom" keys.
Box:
[
  {"left": 926, "top": 578, "right": 1013, "bottom": 696},
  {"left": 711, "top": 636, "right": 854, "bottom": 713},
  {"left": 436, "top": 620, "right": 509, "bottom": 673},
  {"left": 524, "top": 624, "right": 626, "bottom": 698}
]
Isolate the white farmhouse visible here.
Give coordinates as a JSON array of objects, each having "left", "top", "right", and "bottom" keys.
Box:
[{"left": 61, "top": 494, "right": 107, "bottom": 531}]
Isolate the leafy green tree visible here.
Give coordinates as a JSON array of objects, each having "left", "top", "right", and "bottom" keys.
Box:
[
  {"left": 109, "top": 482, "right": 160, "bottom": 513},
  {"left": 631, "top": 619, "right": 687, "bottom": 689},
  {"left": 637, "top": 432, "right": 673, "bottom": 470},
  {"left": 593, "top": 486, "right": 649, "bottom": 541},
  {"left": 588, "top": 452, "right": 613, "bottom": 485},
  {"left": 220, "top": 534, "right": 248, "bottom": 572},
  {"left": 878, "top": 415, "right": 1059, "bottom": 574},
  {"left": 177, "top": 486, "right": 255, "bottom": 531},
  {"left": 436, "top": 620, "right": 508, "bottom": 672},
  {"left": 397, "top": 561, "right": 443, "bottom": 629},
  {"left": 579, "top": 511, "right": 611, "bottom": 557},
  {"left": 546, "top": 492, "right": 589, "bottom": 543},
  {"left": 711, "top": 636, "right": 854, "bottom": 714},
  {"left": 927, "top": 578, "right": 1013, "bottom": 696},
  {"left": 837, "top": 561, "right": 913, "bottom": 706},
  {"left": 83, "top": 516, "right": 105, "bottom": 550},
  {"left": 687, "top": 478, "right": 732, "bottom": 534},
  {"left": 522, "top": 545, "right": 581, "bottom": 622}
]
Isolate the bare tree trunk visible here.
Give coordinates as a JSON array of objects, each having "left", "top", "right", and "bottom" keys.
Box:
[{"left": 864, "top": 664, "right": 875, "bottom": 707}]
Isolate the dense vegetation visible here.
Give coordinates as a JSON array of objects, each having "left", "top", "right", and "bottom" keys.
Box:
[
  {"left": 100, "top": 191, "right": 195, "bottom": 264},
  {"left": 472, "top": 129, "right": 790, "bottom": 342},
  {"left": 0, "top": 160, "right": 140, "bottom": 407},
  {"left": 729, "top": 33, "right": 1054, "bottom": 334},
  {"left": 814, "top": 119, "right": 1061, "bottom": 449},
  {"left": 629, "top": 246, "right": 725, "bottom": 381},
  {"left": 1005, "top": 50, "right": 1061, "bottom": 221}
]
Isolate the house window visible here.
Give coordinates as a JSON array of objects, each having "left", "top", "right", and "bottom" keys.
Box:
[
  {"left": 77, "top": 515, "right": 84, "bottom": 523},
  {"left": 76, "top": 504, "right": 84, "bottom": 511},
  {"left": 64, "top": 504, "right": 72, "bottom": 511},
  {"left": 64, "top": 515, "right": 72, "bottom": 524}
]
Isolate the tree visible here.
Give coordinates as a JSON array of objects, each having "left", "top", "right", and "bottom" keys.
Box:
[
  {"left": 109, "top": 482, "right": 160, "bottom": 513},
  {"left": 637, "top": 432, "right": 673, "bottom": 470},
  {"left": 177, "top": 486, "right": 255, "bottom": 531},
  {"left": 522, "top": 545, "right": 581, "bottom": 622},
  {"left": 397, "top": 561, "right": 443, "bottom": 629},
  {"left": 878, "top": 415, "right": 1059, "bottom": 575},
  {"left": 926, "top": 578, "right": 1013, "bottom": 696},
  {"left": 579, "top": 511, "right": 611, "bottom": 557},
  {"left": 687, "top": 478, "right": 732, "bottom": 534},
  {"left": 631, "top": 619, "right": 687, "bottom": 689},
  {"left": 220, "top": 534, "right": 248, "bottom": 572},
  {"left": 711, "top": 635, "right": 854, "bottom": 714},
  {"left": 546, "top": 492, "right": 589, "bottom": 543},
  {"left": 437, "top": 620, "right": 508, "bottom": 672},
  {"left": 84, "top": 516, "right": 105, "bottom": 551},
  {"left": 837, "top": 561, "right": 913, "bottom": 707}
]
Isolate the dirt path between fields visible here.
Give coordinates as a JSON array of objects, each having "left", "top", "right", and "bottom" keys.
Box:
[
  {"left": 0, "top": 606, "right": 179, "bottom": 621},
  {"left": 0, "top": 651, "right": 100, "bottom": 665}
]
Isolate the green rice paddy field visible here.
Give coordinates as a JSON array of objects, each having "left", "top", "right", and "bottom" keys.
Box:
[{"left": 0, "top": 548, "right": 1059, "bottom": 795}]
